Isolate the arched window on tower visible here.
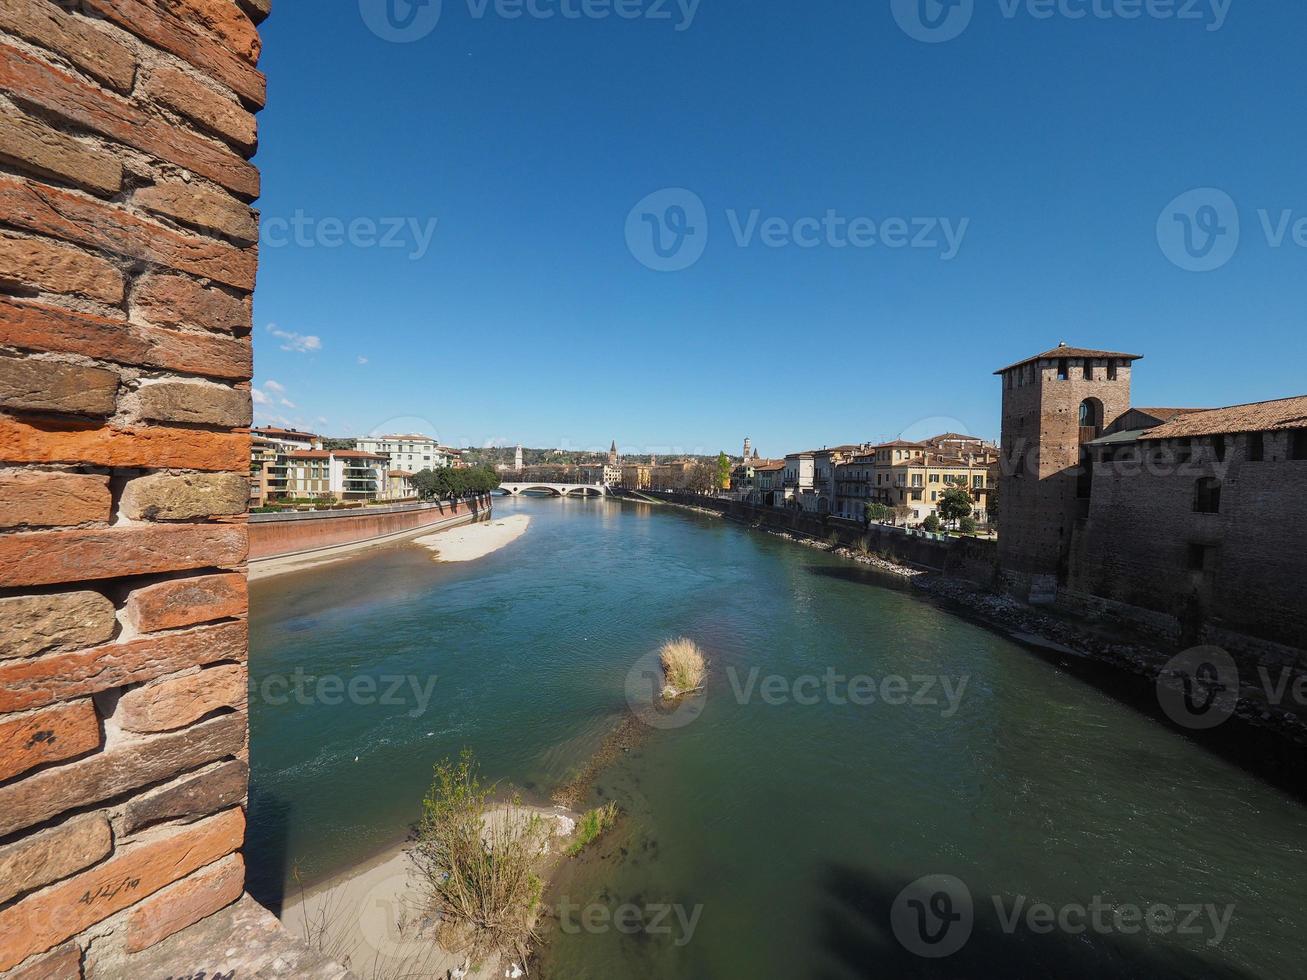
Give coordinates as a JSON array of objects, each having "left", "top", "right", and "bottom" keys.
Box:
[{"left": 1078, "top": 399, "right": 1100, "bottom": 428}]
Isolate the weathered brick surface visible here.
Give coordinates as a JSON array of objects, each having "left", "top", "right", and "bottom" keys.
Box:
[
  {"left": 0, "top": 808, "right": 244, "bottom": 972},
  {"left": 78, "top": 0, "right": 266, "bottom": 107},
  {"left": 0, "top": 0, "right": 136, "bottom": 93},
  {"left": 0, "top": 700, "right": 101, "bottom": 783},
  {"left": 0, "top": 592, "right": 116, "bottom": 661},
  {"left": 0, "top": 177, "right": 258, "bottom": 289},
  {"left": 0, "top": 298, "right": 251, "bottom": 380},
  {"left": 0, "top": 621, "right": 247, "bottom": 715},
  {"left": 0, "top": 471, "right": 111, "bottom": 529},
  {"left": 125, "top": 381, "right": 252, "bottom": 428},
  {"left": 143, "top": 64, "right": 257, "bottom": 152},
  {"left": 132, "top": 274, "right": 251, "bottom": 335},
  {"left": 0, "top": 100, "right": 122, "bottom": 197},
  {"left": 121, "top": 759, "right": 248, "bottom": 834},
  {"left": 159, "top": 0, "right": 263, "bottom": 62},
  {"left": 0, "top": 43, "right": 260, "bottom": 198},
  {"left": 0, "top": 416, "right": 250, "bottom": 471},
  {"left": 125, "top": 853, "right": 245, "bottom": 953},
  {"left": 0, "top": 233, "right": 124, "bottom": 305},
  {"left": 0, "top": 716, "right": 247, "bottom": 838},
  {"left": 119, "top": 472, "right": 250, "bottom": 521},
  {"left": 0, "top": 815, "right": 112, "bottom": 907},
  {"left": 4, "top": 942, "right": 82, "bottom": 980},
  {"left": 134, "top": 181, "right": 259, "bottom": 246},
  {"left": 0, "top": 525, "right": 248, "bottom": 589},
  {"left": 125, "top": 572, "right": 247, "bottom": 634},
  {"left": 117, "top": 663, "right": 246, "bottom": 734},
  {"left": 0, "top": 356, "right": 118, "bottom": 417}
]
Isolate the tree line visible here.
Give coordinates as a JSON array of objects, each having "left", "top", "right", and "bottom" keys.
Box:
[{"left": 411, "top": 466, "right": 501, "bottom": 501}]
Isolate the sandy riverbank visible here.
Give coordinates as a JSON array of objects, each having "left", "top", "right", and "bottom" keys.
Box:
[
  {"left": 416, "top": 514, "right": 531, "bottom": 562},
  {"left": 280, "top": 804, "right": 578, "bottom": 979}
]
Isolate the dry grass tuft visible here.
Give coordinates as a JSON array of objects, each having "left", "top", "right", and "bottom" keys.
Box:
[{"left": 659, "top": 637, "right": 707, "bottom": 698}]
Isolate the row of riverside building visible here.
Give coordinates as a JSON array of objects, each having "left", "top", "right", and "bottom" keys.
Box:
[{"left": 249, "top": 429, "right": 465, "bottom": 506}]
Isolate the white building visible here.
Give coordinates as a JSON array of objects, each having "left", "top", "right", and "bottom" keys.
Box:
[{"left": 355, "top": 434, "right": 451, "bottom": 474}]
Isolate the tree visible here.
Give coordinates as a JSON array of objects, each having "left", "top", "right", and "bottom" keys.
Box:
[
  {"left": 938, "top": 487, "right": 974, "bottom": 529},
  {"left": 892, "top": 504, "right": 913, "bottom": 527},
  {"left": 985, "top": 483, "right": 999, "bottom": 527},
  {"left": 959, "top": 515, "right": 978, "bottom": 535},
  {"left": 864, "top": 501, "right": 893, "bottom": 524},
  {"left": 923, "top": 512, "right": 942, "bottom": 533},
  {"left": 685, "top": 460, "right": 718, "bottom": 494},
  {"left": 716, "top": 452, "right": 732, "bottom": 490}
]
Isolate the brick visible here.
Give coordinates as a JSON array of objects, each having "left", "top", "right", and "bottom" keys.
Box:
[
  {"left": 0, "top": 100, "right": 122, "bottom": 197},
  {"left": 0, "top": 815, "right": 111, "bottom": 907},
  {"left": 0, "top": 807, "right": 244, "bottom": 972},
  {"left": 0, "top": 525, "right": 248, "bottom": 591},
  {"left": 0, "top": 716, "right": 246, "bottom": 839},
  {"left": 4, "top": 943, "right": 82, "bottom": 980},
  {"left": 0, "top": 700, "right": 101, "bottom": 783},
  {"left": 125, "top": 852, "right": 244, "bottom": 953},
  {"left": 125, "top": 572, "right": 247, "bottom": 634},
  {"left": 0, "top": 471, "right": 111, "bottom": 529},
  {"left": 132, "top": 274, "right": 250, "bottom": 335},
  {"left": 0, "top": 357, "right": 119, "bottom": 417},
  {"left": 126, "top": 381, "right": 251, "bottom": 428},
  {"left": 0, "top": 416, "right": 249, "bottom": 471},
  {"left": 78, "top": 0, "right": 266, "bottom": 107},
  {"left": 158, "top": 0, "right": 262, "bottom": 62},
  {"left": 0, "top": 297, "right": 252, "bottom": 380},
  {"left": 120, "top": 472, "right": 249, "bottom": 521},
  {"left": 0, "top": 621, "right": 246, "bottom": 715},
  {"left": 122, "top": 759, "right": 248, "bottom": 834},
  {"left": 0, "top": 0, "right": 136, "bottom": 93},
  {"left": 0, "top": 177, "right": 257, "bottom": 289},
  {"left": 239, "top": 0, "right": 272, "bottom": 23},
  {"left": 118, "top": 663, "right": 246, "bottom": 734},
  {"left": 143, "top": 64, "right": 257, "bottom": 153},
  {"left": 134, "top": 182, "right": 259, "bottom": 246},
  {"left": 0, "top": 45, "right": 259, "bottom": 198},
  {"left": 0, "top": 592, "right": 116, "bottom": 662},
  {"left": 0, "top": 233, "right": 124, "bottom": 305}
]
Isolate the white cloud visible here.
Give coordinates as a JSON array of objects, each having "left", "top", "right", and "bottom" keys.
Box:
[
  {"left": 357, "top": 355, "right": 369, "bottom": 365},
  {"left": 280, "top": 398, "right": 296, "bottom": 408},
  {"left": 263, "top": 379, "right": 287, "bottom": 396},
  {"left": 252, "top": 388, "right": 269, "bottom": 405},
  {"left": 267, "top": 323, "right": 322, "bottom": 354}
]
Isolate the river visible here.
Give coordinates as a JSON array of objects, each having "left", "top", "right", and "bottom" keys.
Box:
[{"left": 248, "top": 495, "right": 1306, "bottom": 978}]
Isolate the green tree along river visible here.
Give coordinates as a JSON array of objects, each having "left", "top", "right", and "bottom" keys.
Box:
[{"left": 248, "top": 496, "right": 1305, "bottom": 979}]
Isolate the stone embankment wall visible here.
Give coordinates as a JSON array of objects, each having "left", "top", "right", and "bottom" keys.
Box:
[
  {"left": 249, "top": 496, "right": 492, "bottom": 561},
  {"left": 651, "top": 493, "right": 1000, "bottom": 586},
  {"left": 0, "top": 0, "right": 267, "bottom": 975}
]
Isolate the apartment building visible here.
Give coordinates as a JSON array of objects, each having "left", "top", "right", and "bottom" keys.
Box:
[
  {"left": 250, "top": 427, "right": 391, "bottom": 505},
  {"left": 355, "top": 434, "right": 452, "bottom": 473},
  {"left": 250, "top": 427, "right": 322, "bottom": 506},
  {"left": 832, "top": 438, "right": 997, "bottom": 524}
]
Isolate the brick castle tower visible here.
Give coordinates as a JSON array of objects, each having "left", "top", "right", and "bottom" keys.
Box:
[{"left": 995, "top": 343, "right": 1140, "bottom": 601}]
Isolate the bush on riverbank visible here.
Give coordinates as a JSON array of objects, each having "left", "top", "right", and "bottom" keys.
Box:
[
  {"left": 567, "top": 802, "right": 620, "bottom": 857},
  {"left": 660, "top": 638, "right": 707, "bottom": 698},
  {"left": 414, "top": 751, "right": 543, "bottom": 969}
]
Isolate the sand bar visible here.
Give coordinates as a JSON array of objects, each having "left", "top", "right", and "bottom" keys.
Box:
[{"left": 417, "top": 514, "right": 531, "bottom": 562}]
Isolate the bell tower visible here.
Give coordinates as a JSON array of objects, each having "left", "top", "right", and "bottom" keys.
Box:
[{"left": 995, "top": 343, "right": 1140, "bottom": 601}]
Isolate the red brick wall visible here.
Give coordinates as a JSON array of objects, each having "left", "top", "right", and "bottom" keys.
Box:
[
  {"left": 249, "top": 497, "right": 491, "bottom": 561},
  {"left": 0, "top": 1, "right": 265, "bottom": 974}
]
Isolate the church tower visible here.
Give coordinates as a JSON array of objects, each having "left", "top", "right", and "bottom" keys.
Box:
[
  {"left": 514, "top": 445, "right": 523, "bottom": 471},
  {"left": 743, "top": 437, "right": 752, "bottom": 461},
  {"left": 609, "top": 440, "right": 619, "bottom": 465},
  {"left": 995, "top": 343, "right": 1139, "bottom": 601}
]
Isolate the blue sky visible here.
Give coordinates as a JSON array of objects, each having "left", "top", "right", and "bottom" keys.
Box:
[{"left": 251, "top": 0, "right": 1307, "bottom": 456}]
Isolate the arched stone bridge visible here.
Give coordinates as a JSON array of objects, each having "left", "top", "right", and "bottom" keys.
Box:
[{"left": 497, "top": 482, "right": 611, "bottom": 498}]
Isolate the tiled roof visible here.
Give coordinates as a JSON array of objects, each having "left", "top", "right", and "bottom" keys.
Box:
[
  {"left": 872, "top": 440, "right": 926, "bottom": 449},
  {"left": 754, "top": 461, "right": 786, "bottom": 472},
  {"left": 994, "top": 344, "right": 1143, "bottom": 375},
  {"left": 253, "top": 427, "right": 319, "bottom": 439},
  {"left": 1130, "top": 408, "right": 1205, "bottom": 423},
  {"left": 286, "top": 451, "right": 331, "bottom": 459},
  {"left": 335, "top": 450, "right": 389, "bottom": 460},
  {"left": 1142, "top": 395, "right": 1307, "bottom": 439}
]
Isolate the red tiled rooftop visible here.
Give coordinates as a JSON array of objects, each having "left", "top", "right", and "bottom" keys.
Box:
[
  {"left": 994, "top": 344, "right": 1143, "bottom": 375},
  {"left": 1143, "top": 395, "right": 1307, "bottom": 439}
]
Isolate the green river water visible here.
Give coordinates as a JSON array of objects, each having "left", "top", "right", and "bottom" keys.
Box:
[{"left": 248, "top": 495, "right": 1306, "bottom": 979}]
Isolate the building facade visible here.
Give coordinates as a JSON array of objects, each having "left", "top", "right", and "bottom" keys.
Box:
[{"left": 354, "top": 434, "right": 451, "bottom": 474}]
